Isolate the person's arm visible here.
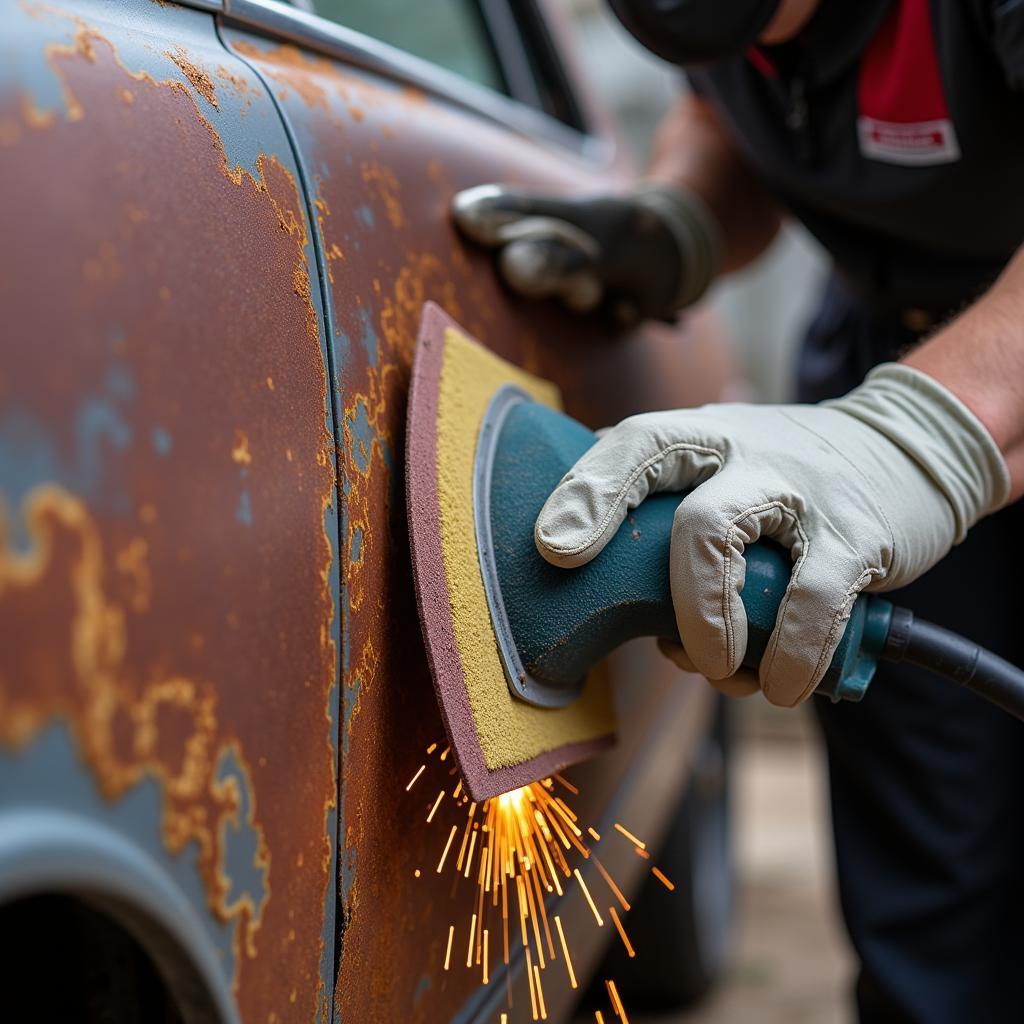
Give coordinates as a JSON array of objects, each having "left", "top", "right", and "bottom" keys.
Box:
[
  {"left": 904, "top": 246, "right": 1024, "bottom": 500},
  {"left": 450, "top": 93, "right": 780, "bottom": 320},
  {"left": 645, "top": 93, "right": 782, "bottom": 273},
  {"left": 531, "top": 260, "right": 1020, "bottom": 706}
]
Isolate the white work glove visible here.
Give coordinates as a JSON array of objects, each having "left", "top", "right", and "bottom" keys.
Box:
[{"left": 534, "top": 365, "right": 1010, "bottom": 706}]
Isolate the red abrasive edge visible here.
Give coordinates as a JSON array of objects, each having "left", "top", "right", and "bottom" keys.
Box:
[{"left": 406, "top": 303, "right": 611, "bottom": 801}]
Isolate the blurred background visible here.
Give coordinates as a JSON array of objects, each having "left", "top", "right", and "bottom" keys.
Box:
[{"left": 554, "top": 3, "right": 852, "bottom": 1021}]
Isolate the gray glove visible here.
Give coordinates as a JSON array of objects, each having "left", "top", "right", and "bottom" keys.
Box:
[
  {"left": 451, "top": 183, "right": 722, "bottom": 323},
  {"left": 534, "top": 365, "right": 1010, "bottom": 706}
]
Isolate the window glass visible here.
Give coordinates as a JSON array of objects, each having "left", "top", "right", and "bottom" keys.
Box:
[{"left": 313, "top": 0, "right": 506, "bottom": 94}]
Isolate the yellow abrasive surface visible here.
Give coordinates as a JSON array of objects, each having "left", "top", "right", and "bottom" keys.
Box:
[{"left": 435, "top": 326, "right": 615, "bottom": 771}]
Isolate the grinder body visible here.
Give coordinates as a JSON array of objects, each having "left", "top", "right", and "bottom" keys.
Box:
[{"left": 480, "top": 388, "right": 893, "bottom": 708}]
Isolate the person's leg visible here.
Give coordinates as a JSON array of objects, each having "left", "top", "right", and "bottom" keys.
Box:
[
  {"left": 799, "top": 284, "right": 1024, "bottom": 1023},
  {"left": 816, "top": 509, "right": 1024, "bottom": 1023}
]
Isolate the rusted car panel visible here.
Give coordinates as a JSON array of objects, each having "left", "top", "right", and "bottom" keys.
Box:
[
  {"left": 225, "top": 27, "right": 729, "bottom": 1022},
  {"left": 0, "top": 2, "right": 339, "bottom": 1021}
]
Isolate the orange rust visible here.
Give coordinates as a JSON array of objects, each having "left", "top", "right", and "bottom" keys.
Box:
[
  {"left": 360, "top": 159, "right": 405, "bottom": 229},
  {"left": 168, "top": 46, "right": 219, "bottom": 109},
  {"left": 232, "top": 39, "right": 331, "bottom": 110},
  {"left": 232, "top": 430, "right": 253, "bottom": 466},
  {"left": 3, "top": 11, "right": 338, "bottom": 1021}
]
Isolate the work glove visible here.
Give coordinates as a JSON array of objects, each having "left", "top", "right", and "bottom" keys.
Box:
[
  {"left": 534, "top": 365, "right": 1010, "bottom": 706},
  {"left": 451, "top": 183, "right": 721, "bottom": 323}
]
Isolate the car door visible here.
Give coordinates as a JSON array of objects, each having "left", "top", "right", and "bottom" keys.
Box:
[
  {"left": 0, "top": 2, "right": 340, "bottom": 1021},
  {"left": 221, "top": 3, "right": 729, "bottom": 1021}
]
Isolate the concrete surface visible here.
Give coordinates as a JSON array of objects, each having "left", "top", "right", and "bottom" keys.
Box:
[{"left": 647, "top": 705, "right": 854, "bottom": 1024}]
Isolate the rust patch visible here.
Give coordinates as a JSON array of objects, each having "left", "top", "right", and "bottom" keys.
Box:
[
  {"left": 232, "top": 39, "right": 331, "bottom": 110},
  {"left": 2, "top": 12, "right": 337, "bottom": 1024},
  {"left": 360, "top": 159, "right": 405, "bottom": 229},
  {"left": 168, "top": 46, "right": 219, "bottom": 109}
]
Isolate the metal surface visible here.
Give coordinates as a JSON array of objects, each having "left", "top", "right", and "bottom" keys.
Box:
[
  {"left": 473, "top": 385, "right": 588, "bottom": 709},
  {"left": 0, "top": 0, "right": 737, "bottom": 1020},
  {"left": 0, "top": 2, "right": 340, "bottom": 1021},
  {"left": 221, "top": 0, "right": 613, "bottom": 162},
  {"left": 224, "top": 21, "right": 735, "bottom": 1020}
]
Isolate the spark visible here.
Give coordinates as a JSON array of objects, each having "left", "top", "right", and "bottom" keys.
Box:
[
  {"left": 613, "top": 822, "right": 646, "bottom": 850},
  {"left": 526, "top": 948, "right": 538, "bottom": 1021},
  {"left": 651, "top": 866, "right": 675, "bottom": 891},
  {"left": 534, "top": 963, "right": 548, "bottom": 1020},
  {"left": 609, "top": 907, "right": 635, "bottom": 958},
  {"left": 595, "top": 1014, "right": 606, "bottom": 1024},
  {"left": 606, "top": 979, "right": 629, "bottom": 1022},
  {"left": 593, "top": 855, "right": 630, "bottom": 912},
  {"left": 436, "top": 824, "right": 458, "bottom": 873},
  {"left": 414, "top": 744, "right": 656, "bottom": 1023},
  {"left": 406, "top": 764, "right": 426, "bottom": 791},
  {"left": 444, "top": 925, "right": 454, "bottom": 971},
  {"left": 467, "top": 913, "right": 477, "bottom": 968},
  {"left": 553, "top": 772, "right": 578, "bottom": 795},
  {"left": 574, "top": 868, "right": 604, "bottom": 926},
  {"left": 555, "top": 915, "right": 577, "bottom": 989},
  {"left": 426, "top": 789, "right": 445, "bottom": 822}
]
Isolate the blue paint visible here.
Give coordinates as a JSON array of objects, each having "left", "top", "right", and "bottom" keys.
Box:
[
  {"left": 0, "top": 410, "right": 63, "bottom": 517},
  {"left": 0, "top": 723, "right": 237, "bottom": 979},
  {"left": 355, "top": 204, "right": 375, "bottom": 229},
  {"left": 413, "top": 975, "right": 432, "bottom": 1004},
  {"left": 336, "top": 328, "right": 351, "bottom": 360},
  {"left": 214, "top": 748, "right": 269, "bottom": 925},
  {"left": 151, "top": 426, "right": 172, "bottom": 457},
  {"left": 346, "top": 399, "right": 392, "bottom": 477},
  {"left": 104, "top": 363, "right": 136, "bottom": 401},
  {"left": 347, "top": 400, "right": 374, "bottom": 474},
  {"left": 350, "top": 526, "right": 363, "bottom": 564},
  {"left": 0, "top": 392, "right": 133, "bottom": 548},
  {"left": 339, "top": 845, "right": 358, "bottom": 907},
  {"left": 75, "top": 399, "right": 133, "bottom": 488},
  {"left": 357, "top": 306, "right": 379, "bottom": 368},
  {"left": 235, "top": 490, "right": 252, "bottom": 526}
]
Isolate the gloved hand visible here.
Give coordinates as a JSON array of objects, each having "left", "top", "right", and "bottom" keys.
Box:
[
  {"left": 534, "top": 365, "right": 1010, "bottom": 706},
  {"left": 451, "top": 183, "right": 721, "bottom": 323}
]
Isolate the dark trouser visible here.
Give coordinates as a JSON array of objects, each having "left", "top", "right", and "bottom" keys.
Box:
[{"left": 798, "top": 279, "right": 1024, "bottom": 1024}]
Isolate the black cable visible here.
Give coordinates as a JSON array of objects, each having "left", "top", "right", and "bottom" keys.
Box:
[{"left": 882, "top": 606, "right": 1024, "bottom": 723}]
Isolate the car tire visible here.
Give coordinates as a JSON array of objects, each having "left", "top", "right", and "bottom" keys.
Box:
[{"left": 595, "top": 697, "right": 734, "bottom": 1010}]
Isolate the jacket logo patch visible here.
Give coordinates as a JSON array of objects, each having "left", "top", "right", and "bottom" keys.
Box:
[
  {"left": 857, "top": 116, "right": 960, "bottom": 165},
  {"left": 858, "top": 0, "right": 960, "bottom": 166}
]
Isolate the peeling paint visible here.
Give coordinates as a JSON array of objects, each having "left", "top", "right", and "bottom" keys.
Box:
[{"left": 1, "top": 2, "right": 340, "bottom": 1022}]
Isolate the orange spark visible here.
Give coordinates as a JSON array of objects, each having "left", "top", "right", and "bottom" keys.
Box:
[
  {"left": 614, "top": 822, "right": 646, "bottom": 850},
  {"left": 436, "top": 824, "right": 458, "bottom": 873},
  {"left": 609, "top": 907, "right": 635, "bottom": 958},
  {"left": 405, "top": 764, "right": 425, "bottom": 791},
  {"left": 651, "top": 866, "right": 675, "bottom": 891},
  {"left": 443, "top": 925, "right": 454, "bottom": 971},
  {"left": 555, "top": 915, "right": 577, "bottom": 989},
  {"left": 426, "top": 789, "right": 445, "bottom": 823},
  {"left": 575, "top": 869, "right": 604, "bottom": 926}
]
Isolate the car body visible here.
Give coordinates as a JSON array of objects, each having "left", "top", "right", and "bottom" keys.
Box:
[{"left": 0, "top": 1, "right": 732, "bottom": 1020}]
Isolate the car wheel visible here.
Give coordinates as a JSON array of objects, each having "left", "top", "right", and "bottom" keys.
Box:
[{"left": 595, "top": 697, "right": 734, "bottom": 1010}]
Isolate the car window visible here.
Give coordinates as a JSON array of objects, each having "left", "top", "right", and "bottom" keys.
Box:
[{"left": 312, "top": 0, "right": 506, "bottom": 94}]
